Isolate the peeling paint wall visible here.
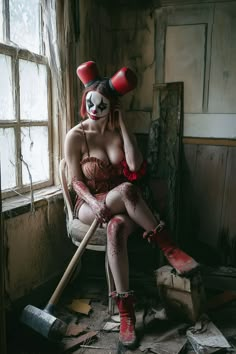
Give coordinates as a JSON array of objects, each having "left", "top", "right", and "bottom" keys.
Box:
[
  {"left": 78, "top": 0, "right": 155, "bottom": 133},
  {"left": 4, "top": 197, "right": 74, "bottom": 302}
]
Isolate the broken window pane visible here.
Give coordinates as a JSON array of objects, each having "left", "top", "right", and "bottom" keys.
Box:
[
  {"left": 21, "top": 126, "right": 49, "bottom": 185},
  {"left": 19, "top": 60, "right": 48, "bottom": 121},
  {"left": 0, "top": 0, "right": 3, "bottom": 42},
  {"left": 9, "top": 0, "right": 40, "bottom": 54},
  {"left": 0, "top": 54, "right": 14, "bottom": 120},
  {"left": 0, "top": 128, "right": 16, "bottom": 190}
]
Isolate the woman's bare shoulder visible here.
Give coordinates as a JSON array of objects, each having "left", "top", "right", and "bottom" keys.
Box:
[
  {"left": 66, "top": 122, "right": 84, "bottom": 138},
  {"left": 65, "top": 123, "right": 86, "bottom": 149}
]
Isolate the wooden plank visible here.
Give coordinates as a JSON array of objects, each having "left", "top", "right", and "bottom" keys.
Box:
[
  {"left": 208, "top": 2, "right": 236, "bottom": 113},
  {"left": 183, "top": 138, "right": 236, "bottom": 147},
  {"left": 220, "top": 147, "right": 236, "bottom": 266},
  {"left": 165, "top": 25, "right": 206, "bottom": 113},
  {"left": 160, "top": 0, "right": 233, "bottom": 5},
  {"left": 193, "top": 145, "right": 227, "bottom": 248},
  {"left": 180, "top": 143, "right": 197, "bottom": 246},
  {"left": 149, "top": 83, "right": 183, "bottom": 236}
]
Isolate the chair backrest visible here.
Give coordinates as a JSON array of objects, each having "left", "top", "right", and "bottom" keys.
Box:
[{"left": 59, "top": 158, "right": 74, "bottom": 225}]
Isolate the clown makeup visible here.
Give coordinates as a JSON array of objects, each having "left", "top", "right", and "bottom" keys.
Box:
[{"left": 86, "top": 91, "right": 110, "bottom": 120}]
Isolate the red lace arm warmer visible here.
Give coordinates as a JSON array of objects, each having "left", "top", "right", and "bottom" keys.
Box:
[
  {"left": 72, "top": 178, "right": 95, "bottom": 206},
  {"left": 121, "top": 159, "right": 147, "bottom": 181}
]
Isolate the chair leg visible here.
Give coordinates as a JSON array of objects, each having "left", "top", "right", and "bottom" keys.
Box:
[{"left": 105, "top": 249, "right": 115, "bottom": 315}]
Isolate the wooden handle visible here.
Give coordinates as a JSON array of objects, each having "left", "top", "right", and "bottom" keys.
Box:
[{"left": 48, "top": 219, "right": 99, "bottom": 306}]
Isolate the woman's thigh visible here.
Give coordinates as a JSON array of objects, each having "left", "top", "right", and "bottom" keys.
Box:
[
  {"left": 78, "top": 203, "right": 96, "bottom": 224},
  {"left": 77, "top": 203, "right": 137, "bottom": 235},
  {"left": 77, "top": 183, "right": 137, "bottom": 224},
  {"left": 105, "top": 189, "right": 126, "bottom": 215}
]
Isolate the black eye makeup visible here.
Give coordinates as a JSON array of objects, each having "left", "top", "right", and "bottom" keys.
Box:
[
  {"left": 86, "top": 95, "right": 93, "bottom": 109},
  {"left": 98, "top": 98, "right": 108, "bottom": 112}
]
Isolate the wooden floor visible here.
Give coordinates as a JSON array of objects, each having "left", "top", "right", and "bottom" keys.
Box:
[
  {"left": 6, "top": 275, "right": 158, "bottom": 354},
  {"left": 6, "top": 274, "right": 236, "bottom": 354},
  {"left": 5, "top": 251, "right": 236, "bottom": 354}
]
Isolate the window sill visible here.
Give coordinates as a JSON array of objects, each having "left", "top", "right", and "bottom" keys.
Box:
[{"left": 2, "top": 186, "right": 63, "bottom": 219}]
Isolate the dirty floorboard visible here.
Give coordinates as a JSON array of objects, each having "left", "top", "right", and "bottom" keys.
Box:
[{"left": 6, "top": 270, "right": 236, "bottom": 354}]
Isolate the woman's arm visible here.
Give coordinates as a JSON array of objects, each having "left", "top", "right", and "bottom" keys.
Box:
[{"left": 117, "top": 109, "right": 143, "bottom": 171}]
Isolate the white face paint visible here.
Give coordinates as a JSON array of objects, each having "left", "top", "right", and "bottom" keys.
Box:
[{"left": 86, "top": 91, "right": 110, "bottom": 120}]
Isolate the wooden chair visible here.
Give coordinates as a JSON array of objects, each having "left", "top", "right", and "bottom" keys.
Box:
[{"left": 59, "top": 158, "right": 115, "bottom": 314}]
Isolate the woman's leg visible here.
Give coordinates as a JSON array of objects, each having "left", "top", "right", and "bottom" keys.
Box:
[
  {"left": 105, "top": 183, "right": 199, "bottom": 275},
  {"left": 106, "top": 214, "right": 137, "bottom": 292},
  {"left": 78, "top": 182, "right": 157, "bottom": 231},
  {"left": 78, "top": 206, "right": 138, "bottom": 347},
  {"left": 105, "top": 182, "right": 157, "bottom": 231},
  {"left": 77, "top": 183, "right": 199, "bottom": 275},
  {"left": 107, "top": 214, "right": 138, "bottom": 348}
]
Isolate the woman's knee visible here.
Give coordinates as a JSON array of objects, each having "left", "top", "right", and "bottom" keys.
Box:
[
  {"left": 117, "top": 182, "right": 140, "bottom": 205},
  {"left": 107, "top": 216, "right": 126, "bottom": 240}
]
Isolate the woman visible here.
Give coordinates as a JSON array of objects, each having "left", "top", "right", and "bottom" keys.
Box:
[{"left": 64, "top": 61, "right": 199, "bottom": 348}]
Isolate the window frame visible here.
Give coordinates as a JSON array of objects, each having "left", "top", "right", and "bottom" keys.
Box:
[{"left": 0, "top": 0, "right": 53, "bottom": 199}]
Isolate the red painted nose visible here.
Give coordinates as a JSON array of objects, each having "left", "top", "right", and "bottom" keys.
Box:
[{"left": 91, "top": 109, "right": 97, "bottom": 114}]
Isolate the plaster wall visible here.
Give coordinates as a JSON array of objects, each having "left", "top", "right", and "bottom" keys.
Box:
[{"left": 4, "top": 197, "right": 74, "bottom": 302}]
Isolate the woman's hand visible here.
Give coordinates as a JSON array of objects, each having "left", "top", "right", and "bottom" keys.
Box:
[
  {"left": 72, "top": 179, "right": 111, "bottom": 223},
  {"left": 113, "top": 101, "right": 124, "bottom": 127},
  {"left": 89, "top": 199, "right": 112, "bottom": 223}
]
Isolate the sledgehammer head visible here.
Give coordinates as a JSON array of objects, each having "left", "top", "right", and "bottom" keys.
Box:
[{"left": 21, "top": 305, "right": 67, "bottom": 340}]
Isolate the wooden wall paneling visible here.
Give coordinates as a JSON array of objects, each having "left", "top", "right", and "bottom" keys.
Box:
[
  {"left": 193, "top": 145, "right": 227, "bottom": 250},
  {"left": 160, "top": 0, "right": 231, "bottom": 5},
  {"left": 165, "top": 24, "right": 206, "bottom": 113},
  {"left": 166, "top": 3, "right": 213, "bottom": 25},
  {"left": 180, "top": 143, "right": 198, "bottom": 250},
  {"left": 155, "top": 9, "right": 167, "bottom": 83},
  {"left": 183, "top": 137, "right": 236, "bottom": 147},
  {"left": 220, "top": 147, "right": 236, "bottom": 266},
  {"left": 208, "top": 2, "right": 236, "bottom": 113}
]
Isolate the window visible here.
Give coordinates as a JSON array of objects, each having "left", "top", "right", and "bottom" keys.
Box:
[{"left": 0, "top": 0, "right": 52, "bottom": 198}]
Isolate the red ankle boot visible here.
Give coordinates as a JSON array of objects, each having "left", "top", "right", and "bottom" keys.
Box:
[
  {"left": 110, "top": 291, "right": 137, "bottom": 348},
  {"left": 143, "top": 224, "right": 199, "bottom": 276}
]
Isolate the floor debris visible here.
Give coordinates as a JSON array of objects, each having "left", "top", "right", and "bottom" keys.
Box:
[
  {"left": 187, "top": 315, "right": 231, "bottom": 354},
  {"left": 10, "top": 269, "right": 236, "bottom": 353},
  {"left": 61, "top": 330, "right": 98, "bottom": 352},
  {"left": 139, "top": 323, "right": 188, "bottom": 354},
  {"left": 102, "top": 321, "right": 120, "bottom": 331},
  {"left": 111, "top": 314, "right": 120, "bottom": 322},
  {"left": 67, "top": 298, "right": 92, "bottom": 315},
  {"left": 65, "top": 323, "right": 88, "bottom": 337}
]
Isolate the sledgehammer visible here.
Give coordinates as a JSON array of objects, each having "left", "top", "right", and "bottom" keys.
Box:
[{"left": 21, "top": 219, "right": 99, "bottom": 341}]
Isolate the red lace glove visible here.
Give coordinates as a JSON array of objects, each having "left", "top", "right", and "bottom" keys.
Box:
[{"left": 121, "top": 159, "right": 147, "bottom": 181}]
